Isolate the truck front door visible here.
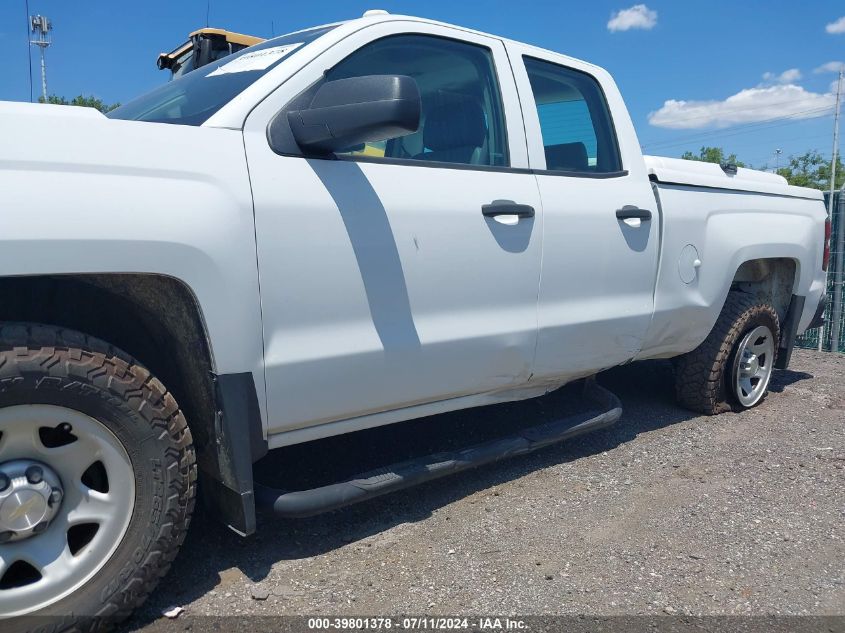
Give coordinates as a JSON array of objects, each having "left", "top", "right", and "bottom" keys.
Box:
[{"left": 244, "top": 24, "right": 543, "bottom": 438}]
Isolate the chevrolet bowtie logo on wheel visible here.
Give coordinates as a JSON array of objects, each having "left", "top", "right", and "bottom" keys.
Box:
[{"left": 7, "top": 493, "right": 45, "bottom": 523}]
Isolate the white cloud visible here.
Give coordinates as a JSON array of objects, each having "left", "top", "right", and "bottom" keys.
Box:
[
  {"left": 814, "top": 61, "right": 845, "bottom": 74},
  {"left": 607, "top": 4, "right": 657, "bottom": 32},
  {"left": 648, "top": 84, "right": 835, "bottom": 129},
  {"left": 762, "top": 68, "right": 802, "bottom": 83},
  {"left": 826, "top": 16, "right": 845, "bottom": 34}
]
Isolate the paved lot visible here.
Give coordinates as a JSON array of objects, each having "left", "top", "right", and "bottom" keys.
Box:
[{"left": 126, "top": 350, "right": 844, "bottom": 628}]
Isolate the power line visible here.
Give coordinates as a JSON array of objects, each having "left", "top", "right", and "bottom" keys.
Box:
[
  {"left": 643, "top": 105, "right": 834, "bottom": 148},
  {"left": 644, "top": 117, "right": 833, "bottom": 154},
  {"left": 646, "top": 94, "right": 838, "bottom": 127},
  {"left": 739, "top": 132, "right": 833, "bottom": 153},
  {"left": 733, "top": 134, "right": 834, "bottom": 167},
  {"left": 642, "top": 107, "right": 834, "bottom": 151}
]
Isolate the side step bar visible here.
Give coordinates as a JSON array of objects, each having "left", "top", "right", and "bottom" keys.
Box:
[{"left": 255, "top": 379, "right": 622, "bottom": 518}]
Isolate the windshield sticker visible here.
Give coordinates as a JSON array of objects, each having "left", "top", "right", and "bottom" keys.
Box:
[{"left": 207, "top": 43, "right": 303, "bottom": 76}]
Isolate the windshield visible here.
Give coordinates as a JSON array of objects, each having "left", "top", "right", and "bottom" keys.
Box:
[{"left": 108, "top": 25, "right": 336, "bottom": 126}]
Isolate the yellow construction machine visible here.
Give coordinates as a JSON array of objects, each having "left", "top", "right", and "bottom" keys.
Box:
[{"left": 157, "top": 28, "right": 264, "bottom": 79}]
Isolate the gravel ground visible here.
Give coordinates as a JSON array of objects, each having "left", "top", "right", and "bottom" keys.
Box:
[{"left": 125, "top": 349, "right": 844, "bottom": 629}]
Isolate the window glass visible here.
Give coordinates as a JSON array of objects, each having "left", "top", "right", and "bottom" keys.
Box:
[
  {"left": 170, "top": 48, "right": 195, "bottom": 79},
  {"left": 326, "top": 35, "right": 509, "bottom": 167},
  {"left": 524, "top": 57, "right": 621, "bottom": 173},
  {"left": 108, "top": 25, "right": 336, "bottom": 126}
]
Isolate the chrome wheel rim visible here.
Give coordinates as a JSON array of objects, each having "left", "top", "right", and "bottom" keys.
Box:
[
  {"left": 732, "top": 325, "right": 775, "bottom": 407},
  {"left": 0, "top": 406, "right": 135, "bottom": 616}
]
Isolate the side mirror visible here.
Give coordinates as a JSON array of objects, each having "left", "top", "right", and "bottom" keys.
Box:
[{"left": 287, "top": 75, "right": 421, "bottom": 154}]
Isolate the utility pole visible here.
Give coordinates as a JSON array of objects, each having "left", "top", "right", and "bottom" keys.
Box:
[
  {"left": 29, "top": 15, "right": 52, "bottom": 102},
  {"left": 831, "top": 69, "right": 843, "bottom": 213},
  {"left": 830, "top": 184, "right": 845, "bottom": 353},
  {"left": 775, "top": 148, "right": 782, "bottom": 173},
  {"left": 819, "top": 68, "right": 843, "bottom": 351}
]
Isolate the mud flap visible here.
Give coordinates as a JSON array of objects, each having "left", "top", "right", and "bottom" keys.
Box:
[
  {"left": 775, "top": 294, "right": 805, "bottom": 370},
  {"left": 203, "top": 372, "right": 267, "bottom": 536}
]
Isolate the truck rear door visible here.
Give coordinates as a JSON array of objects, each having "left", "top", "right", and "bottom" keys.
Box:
[{"left": 507, "top": 44, "right": 660, "bottom": 381}]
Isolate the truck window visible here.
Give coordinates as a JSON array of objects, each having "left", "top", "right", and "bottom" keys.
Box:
[
  {"left": 326, "top": 34, "right": 509, "bottom": 167},
  {"left": 108, "top": 25, "right": 336, "bottom": 126},
  {"left": 523, "top": 56, "right": 621, "bottom": 174}
]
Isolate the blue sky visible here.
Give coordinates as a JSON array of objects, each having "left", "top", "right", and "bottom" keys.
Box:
[{"left": 1, "top": 1, "right": 843, "bottom": 169}]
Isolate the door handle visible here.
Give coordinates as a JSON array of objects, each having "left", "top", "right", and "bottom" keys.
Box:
[
  {"left": 482, "top": 201, "right": 535, "bottom": 219},
  {"left": 615, "top": 206, "right": 652, "bottom": 221}
]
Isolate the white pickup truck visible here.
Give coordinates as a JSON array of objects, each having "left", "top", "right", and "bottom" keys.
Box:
[{"left": 0, "top": 10, "right": 829, "bottom": 628}]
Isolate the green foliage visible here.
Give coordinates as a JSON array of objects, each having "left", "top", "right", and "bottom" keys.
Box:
[
  {"left": 680, "top": 146, "right": 747, "bottom": 168},
  {"left": 775, "top": 150, "right": 845, "bottom": 191},
  {"left": 38, "top": 94, "right": 120, "bottom": 113}
]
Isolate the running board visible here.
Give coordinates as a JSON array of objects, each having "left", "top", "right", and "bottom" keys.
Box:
[{"left": 254, "top": 379, "right": 622, "bottom": 518}]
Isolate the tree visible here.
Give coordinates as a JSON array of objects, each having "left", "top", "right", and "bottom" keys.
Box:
[
  {"left": 776, "top": 150, "right": 845, "bottom": 191},
  {"left": 680, "top": 146, "right": 747, "bottom": 168},
  {"left": 38, "top": 94, "right": 120, "bottom": 113}
]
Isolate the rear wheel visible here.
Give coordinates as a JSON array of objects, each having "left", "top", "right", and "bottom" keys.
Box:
[
  {"left": 0, "top": 323, "right": 195, "bottom": 630},
  {"left": 730, "top": 324, "right": 776, "bottom": 408},
  {"left": 674, "top": 292, "right": 780, "bottom": 414}
]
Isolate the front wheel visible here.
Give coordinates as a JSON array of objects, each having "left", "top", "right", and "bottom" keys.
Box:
[
  {"left": 674, "top": 292, "right": 780, "bottom": 415},
  {"left": 0, "top": 323, "right": 196, "bottom": 630}
]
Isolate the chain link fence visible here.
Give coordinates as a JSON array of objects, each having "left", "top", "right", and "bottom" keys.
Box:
[{"left": 796, "top": 191, "right": 844, "bottom": 353}]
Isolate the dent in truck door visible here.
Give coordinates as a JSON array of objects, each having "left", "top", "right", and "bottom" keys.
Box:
[
  {"left": 243, "top": 25, "right": 544, "bottom": 435},
  {"left": 510, "top": 50, "right": 660, "bottom": 381}
]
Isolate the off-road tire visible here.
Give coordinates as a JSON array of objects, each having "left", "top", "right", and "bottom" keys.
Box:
[
  {"left": 0, "top": 323, "right": 196, "bottom": 632},
  {"left": 674, "top": 292, "right": 780, "bottom": 414}
]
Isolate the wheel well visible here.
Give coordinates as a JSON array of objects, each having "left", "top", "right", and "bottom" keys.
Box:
[
  {"left": 0, "top": 274, "right": 217, "bottom": 469},
  {"left": 730, "top": 258, "right": 797, "bottom": 323}
]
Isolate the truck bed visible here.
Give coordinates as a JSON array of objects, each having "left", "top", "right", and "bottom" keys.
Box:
[
  {"left": 638, "top": 156, "right": 828, "bottom": 361},
  {"left": 644, "top": 155, "right": 824, "bottom": 201}
]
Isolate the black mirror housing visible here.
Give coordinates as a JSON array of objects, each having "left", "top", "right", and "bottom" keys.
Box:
[{"left": 287, "top": 75, "right": 421, "bottom": 155}]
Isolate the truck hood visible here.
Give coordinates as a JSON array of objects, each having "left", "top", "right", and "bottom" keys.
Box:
[
  {"left": 0, "top": 100, "right": 107, "bottom": 121},
  {"left": 0, "top": 99, "right": 243, "bottom": 179},
  {"left": 645, "top": 155, "right": 823, "bottom": 201}
]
